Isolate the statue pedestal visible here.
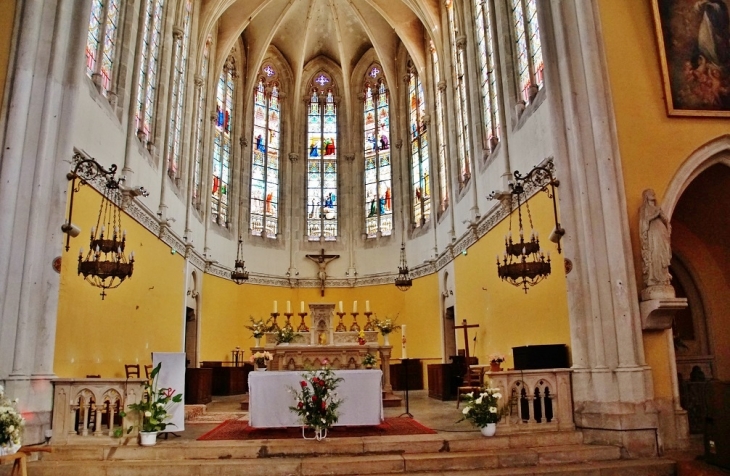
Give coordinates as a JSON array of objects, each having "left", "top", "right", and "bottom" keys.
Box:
[{"left": 639, "top": 285, "right": 688, "bottom": 330}]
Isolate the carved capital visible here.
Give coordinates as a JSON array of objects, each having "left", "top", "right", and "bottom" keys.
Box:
[
  {"left": 395, "top": 139, "right": 403, "bottom": 149},
  {"left": 456, "top": 35, "right": 467, "bottom": 49},
  {"left": 344, "top": 154, "right": 355, "bottom": 162},
  {"left": 438, "top": 80, "right": 447, "bottom": 92},
  {"left": 194, "top": 75, "right": 204, "bottom": 88},
  {"left": 172, "top": 26, "right": 184, "bottom": 40},
  {"left": 357, "top": 92, "right": 365, "bottom": 101},
  {"left": 240, "top": 137, "right": 247, "bottom": 147},
  {"left": 289, "top": 153, "right": 299, "bottom": 162},
  {"left": 422, "top": 114, "right": 431, "bottom": 125}
]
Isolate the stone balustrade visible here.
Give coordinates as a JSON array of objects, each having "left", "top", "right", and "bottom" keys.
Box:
[
  {"left": 482, "top": 368, "right": 574, "bottom": 432},
  {"left": 50, "top": 378, "right": 146, "bottom": 445}
]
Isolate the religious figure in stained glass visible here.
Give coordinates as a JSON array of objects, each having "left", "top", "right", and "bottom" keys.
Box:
[
  {"left": 211, "top": 53, "right": 235, "bottom": 227},
  {"left": 409, "top": 66, "right": 431, "bottom": 228}
]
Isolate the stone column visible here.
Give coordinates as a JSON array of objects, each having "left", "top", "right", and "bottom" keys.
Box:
[
  {"left": 379, "top": 346, "right": 393, "bottom": 393},
  {"left": 545, "top": 0, "right": 659, "bottom": 457}
]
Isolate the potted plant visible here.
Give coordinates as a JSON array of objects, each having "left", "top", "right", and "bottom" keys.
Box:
[
  {"left": 245, "top": 316, "right": 270, "bottom": 346},
  {"left": 250, "top": 351, "right": 273, "bottom": 370},
  {"left": 362, "top": 353, "right": 377, "bottom": 369},
  {"left": 120, "top": 363, "right": 183, "bottom": 446},
  {"left": 372, "top": 316, "right": 398, "bottom": 346},
  {"left": 457, "top": 385, "right": 505, "bottom": 437},
  {"left": 276, "top": 327, "right": 296, "bottom": 345},
  {"left": 488, "top": 353, "right": 506, "bottom": 372},
  {"left": 0, "top": 385, "right": 24, "bottom": 455},
  {"left": 289, "top": 360, "right": 343, "bottom": 440}
]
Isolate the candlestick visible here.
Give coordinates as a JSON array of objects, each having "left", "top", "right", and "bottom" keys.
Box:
[
  {"left": 297, "top": 312, "right": 309, "bottom": 332},
  {"left": 286, "top": 300, "right": 291, "bottom": 313},
  {"left": 363, "top": 311, "right": 374, "bottom": 331},
  {"left": 284, "top": 312, "right": 293, "bottom": 331},
  {"left": 353, "top": 300, "right": 358, "bottom": 313},
  {"left": 401, "top": 324, "right": 407, "bottom": 359},
  {"left": 350, "top": 312, "right": 360, "bottom": 332},
  {"left": 300, "top": 301, "right": 305, "bottom": 313},
  {"left": 269, "top": 312, "right": 280, "bottom": 331},
  {"left": 365, "top": 300, "right": 370, "bottom": 312},
  {"left": 335, "top": 312, "right": 347, "bottom": 332}
]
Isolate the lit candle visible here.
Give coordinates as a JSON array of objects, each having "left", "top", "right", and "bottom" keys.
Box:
[
  {"left": 339, "top": 301, "right": 343, "bottom": 313},
  {"left": 300, "top": 301, "right": 305, "bottom": 313},
  {"left": 401, "top": 325, "right": 407, "bottom": 359},
  {"left": 365, "top": 300, "right": 370, "bottom": 313},
  {"left": 353, "top": 301, "right": 358, "bottom": 313},
  {"left": 273, "top": 301, "right": 278, "bottom": 313},
  {"left": 286, "top": 300, "right": 291, "bottom": 313}
]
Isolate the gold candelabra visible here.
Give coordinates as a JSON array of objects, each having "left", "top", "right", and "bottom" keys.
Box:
[
  {"left": 297, "top": 312, "right": 309, "bottom": 332},
  {"left": 363, "top": 311, "right": 374, "bottom": 331},
  {"left": 350, "top": 312, "right": 360, "bottom": 332},
  {"left": 269, "top": 312, "right": 281, "bottom": 332},
  {"left": 335, "top": 312, "right": 347, "bottom": 332}
]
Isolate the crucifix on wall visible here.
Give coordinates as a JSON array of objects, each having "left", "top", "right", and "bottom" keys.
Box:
[
  {"left": 305, "top": 249, "right": 340, "bottom": 296},
  {"left": 453, "top": 319, "right": 479, "bottom": 374}
]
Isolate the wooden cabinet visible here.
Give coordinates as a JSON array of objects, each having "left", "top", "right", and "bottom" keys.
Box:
[
  {"left": 390, "top": 359, "right": 423, "bottom": 391},
  {"left": 202, "top": 362, "right": 253, "bottom": 396},
  {"left": 185, "top": 368, "right": 213, "bottom": 404},
  {"left": 428, "top": 363, "right": 458, "bottom": 400}
]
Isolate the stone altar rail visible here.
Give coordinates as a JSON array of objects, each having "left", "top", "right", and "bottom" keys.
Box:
[
  {"left": 50, "top": 378, "right": 146, "bottom": 445},
  {"left": 481, "top": 368, "right": 575, "bottom": 432}
]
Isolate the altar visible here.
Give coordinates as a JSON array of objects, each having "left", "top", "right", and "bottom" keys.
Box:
[{"left": 248, "top": 369, "right": 384, "bottom": 428}]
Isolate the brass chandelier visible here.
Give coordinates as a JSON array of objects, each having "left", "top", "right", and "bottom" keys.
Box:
[
  {"left": 493, "top": 164, "right": 563, "bottom": 293},
  {"left": 231, "top": 239, "right": 249, "bottom": 284},
  {"left": 65, "top": 153, "right": 135, "bottom": 300},
  {"left": 395, "top": 240, "right": 413, "bottom": 291}
]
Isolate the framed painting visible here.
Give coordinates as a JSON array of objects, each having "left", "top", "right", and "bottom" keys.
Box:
[{"left": 652, "top": 0, "right": 730, "bottom": 116}]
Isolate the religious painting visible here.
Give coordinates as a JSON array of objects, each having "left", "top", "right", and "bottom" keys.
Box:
[{"left": 652, "top": 0, "right": 730, "bottom": 116}]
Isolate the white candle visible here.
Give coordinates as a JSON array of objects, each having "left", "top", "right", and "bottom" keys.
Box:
[
  {"left": 365, "top": 300, "right": 370, "bottom": 312},
  {"left": 273, "top": 301, "right": 278, "bottom": 313},
  {"left": 353, "top": 301, "right": 358, "bottom": 313},
  {"left": 401, "top": 325, "right": 407, "bottom": 359},
  {"left": 339, "top": 301, "right": 343, "bottom": 313},
  {"left": 300, "top": 301, "right": 305, "bottom": 313},
  {"left": 286, "top": 300, "right": 291, "bottom": 313}
]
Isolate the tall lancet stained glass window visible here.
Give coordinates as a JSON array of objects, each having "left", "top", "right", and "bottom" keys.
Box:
[
  {"left": 364, "top": 67, "right": 392, "bottom": 238},
  {"left": 250, "top": 67, "right": 281, "bottom": 238},
  {"left": 409, "top": 69, "right": 430, "bottom": 227},
  {"left": 193, "top": 38, "right": 210, "bottom": 208},
  {"left": 431, "top": 44, "right": 449, "bottom": 213},
  {"left": 474, "top": 0, "right": 500, "bottom": 148},
  {"left": 135, "top": 0, "right": 165, "bottom": 140},
  {"left": 511, "top": 0, "right": 543, "bottom": 103},
  {"left": 307, "top": 74, "right": 338, "bottom": 240},
  {"left": 167, "top": 0, "right": 193, "bottom": 179},
  {"left": 85, "top": 0, "right": 120, "bottom": 96},
  {"left": 211, "top": 55, "right": 235, "bottom": 227},
  {"left": 447, "top": 0, "right": 471, "bottom": 189}
]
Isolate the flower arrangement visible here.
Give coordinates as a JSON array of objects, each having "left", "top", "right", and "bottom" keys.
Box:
[
  {"left": 372, "top": 316, "right": 398, "bottom": 335},
  {"left": 0, "top": 385, "right": 24, "bottom": 452},
  {"left": 121, "top": 363, "right": 183, "bottom": 434},
  {"left": 289, "top": 361, "right": 343, "bottom": 436},
  {"left": 362, "top": 353, "right": 377, "bottom": 368},
  {"left": 357, "top": 329, "right": 366, "bottom": 345},
  {"left": 488, "top": 353, "right": 506, "bottom": 364},
  {"left": 245, "top": 316, "right": 270, "bottom": 339},
  {"left": 457, "top": 386, "right": 505, "bottom": 428},
  {"left": 250, "top": 351, "right": 273, "bottom": 368},
  {"left": 276, "top": 327, "right": 296, "bottom": 344}
]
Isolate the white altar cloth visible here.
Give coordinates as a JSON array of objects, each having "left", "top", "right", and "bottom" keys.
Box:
[{"left": 248, "top": 369, "right": 384, "bottom": 428}]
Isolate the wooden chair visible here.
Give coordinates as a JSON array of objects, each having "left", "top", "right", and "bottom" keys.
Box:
[
  {"left": 456, "top": 366, "right": 485, "bottom": 408},
  {"left": 0, "top": 445, "right": 54, "bottom": 476},
  {"left": 144, "top": 364, "right": 153, "bottom": 379},
  {"left": 124, "top": 364, "right": 140, "bottom": 378}
]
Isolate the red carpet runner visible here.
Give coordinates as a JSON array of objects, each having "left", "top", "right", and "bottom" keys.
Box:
[{"left": 198, "top": 417, "right": 436, "bottom": 441}]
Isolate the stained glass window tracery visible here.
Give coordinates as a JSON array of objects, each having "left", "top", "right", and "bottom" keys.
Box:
[
  {"left": 408, "top": 68, "right": 430, "bottom": 228},
  {"left": 85, "top": 0, "right": 120, "bottom": 96},
  {"left": 166, "top": 0, "right": 193, "bottom": 180},
  {"left": 447, "top": 0, "right": 471, "bottom": 189},
  {"left": 431, "top": 44, "right": 449, "bottom": 213},
  {"left": 135, "top": 0, "right": 165, "bottom": 141},
  {"left": 307, "top": 74, "right": 338, "bottom": 240},
  {"left": 511, "top": 0, "right": 544, "bottom": 103},
  {"left": 250, "top": 65, "right": 281, "bottom": 238},
  {"left": 211, "top": 55, "right": 235, "bottom": 227},
  {"left": 363, "top": 66, "right": 392, "bottom": 238},
  {"left": 474, "top": 0, "right": 500, "bottom": 148},
  {"left": 193, "top": 39, "right": 211, "bottom": 208}
]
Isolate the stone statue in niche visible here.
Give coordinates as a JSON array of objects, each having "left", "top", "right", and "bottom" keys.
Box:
[{"left": 639, "top": 189, "right": 673, "bottom": 297}]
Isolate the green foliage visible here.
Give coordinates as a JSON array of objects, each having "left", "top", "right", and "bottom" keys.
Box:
[
  {"left": 457, "top": 386, "right": 507, "bottom": 428},
  {"left": 362, "top": 353, "right": 377, "bottom": 367},
  {"left": 276, "top": 327, "right": 296, "bottom": 343},
  {"left": 122, "top": 363, "right": 183, "bottom": 433},
  {"left": 289, "top": 363, "right": 343, "bottom": 431},
  {"left": 245, "top": 316, "right": 270, "bottom": 338},
  {"left": 372, "top": 315, "right": 399, "bottom": 335},
  {"left": 0, "top": 384, "right": 24, "bottom": 447}
]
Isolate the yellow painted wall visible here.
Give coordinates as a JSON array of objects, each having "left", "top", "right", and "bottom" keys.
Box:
[
  {"left": 598, "top": 0, "right": 730, "bottom": 398},
  {"left": 199, "top": 272, "right": 441, "bottom": 363},
  {"left": 0, "top": 1, "right": 14, "bottom": 109},
  {"left": 454, "top": 193, "right": 571, "bottom": 369},
  {"left": 55, "top": 187, "right": 186, "bottom": 378}
]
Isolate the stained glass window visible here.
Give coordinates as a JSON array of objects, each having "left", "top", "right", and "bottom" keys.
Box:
[
  {"left": 250, "top": 66, "right": 281, "bottom": 238},
  {"left": 474, "top": 0, "right": 500, "bottom": 148},
  {"left": 192, "top": 39, "right": 211, "bottom": 208},
  {"left": 211, "top": 56, "right": 235, "bottom": 227},
  {"left": 135, "top": 0, "right": 165, "bottom": 141},
  {"left": 166, "top": 0, "right": 193, "bottom": 179},
  {"left": 306, "top": 74, "right": 338, "bottom": 240},
  {"left": 511, "top": 0, "right": 543, "bottom": 103},
  {"left": 408, "top": 69, "right": 431, "bottom": 228},
  {"left": 85, "top": 0, "right": 119, "bottom": 96},
  {"left": 363, "top": 67, "right": 392, "bottom": 238},
  {"left": 431, "top": 44, "right": 449, "bottom": 213},
  {"left": 447, "top": 0, "right": 471, "bottom": 189}
]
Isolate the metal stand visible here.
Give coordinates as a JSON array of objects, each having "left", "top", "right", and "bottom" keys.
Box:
[
  {"left": 398, "top": 358, "right": 413, "bottom": 418},
  {"left": 160, "top": 432, "right": 181, "bottom": 439}
]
